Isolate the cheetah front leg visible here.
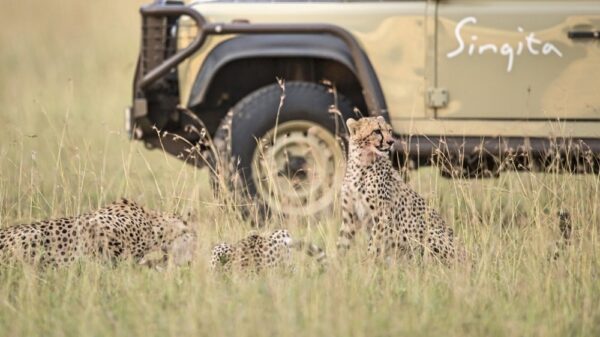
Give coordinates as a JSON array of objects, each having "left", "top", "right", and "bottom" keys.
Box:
[
  {"left": 336, "top": 190, "right": 361, "bottom": 254},
  {"left": 366, "top": 205, "right": 393, "bottom": 261},
  {"left": 423, "top": 225, "right": 460, "bottom": 265}
]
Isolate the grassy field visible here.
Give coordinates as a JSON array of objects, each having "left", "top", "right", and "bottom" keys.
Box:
[{"left": 0, "top": 1, "right": 599, "bottom": 336}]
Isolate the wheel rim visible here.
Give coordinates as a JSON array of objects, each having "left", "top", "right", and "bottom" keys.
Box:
[{"left": 252, "top": 120, "right": 345, "bottom": 216}]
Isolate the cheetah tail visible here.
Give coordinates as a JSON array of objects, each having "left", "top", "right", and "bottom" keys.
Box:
[{"left": 551, "top": 210, "right": 573, "bottom": 261}]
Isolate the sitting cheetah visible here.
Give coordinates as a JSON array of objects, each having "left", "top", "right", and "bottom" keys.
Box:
[
  {"left": 337, "top": 116, "right": 463, "bottom": 263},
  {"left": 0, "top": 199, "right": 196, "bottom": 268},
  {"left": 211, "top": 229, "right": 326, "bottom": 272}
]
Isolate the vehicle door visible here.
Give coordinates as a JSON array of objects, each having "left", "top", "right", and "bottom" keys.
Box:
[{"left": 435, "top": 0, "right": 600, "bottom": 120}]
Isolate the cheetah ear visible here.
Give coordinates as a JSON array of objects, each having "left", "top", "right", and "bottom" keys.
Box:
[
  {"left": 376, "top": 116, "right": 386, "bottom": 123},
  {"left": 346, "top": 118, "right": 358, "bottom": 134}
]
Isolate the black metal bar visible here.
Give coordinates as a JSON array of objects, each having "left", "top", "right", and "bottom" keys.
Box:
[
  {"left": 568, "top": 30, "right": 600, "bottom": 39},
  {"left": 137, "top": 4, "right": 385, "bottom": 117},
  {"left": 392, "top": 135, "right": 600, "bottom": 176},
  {"left": 138, "top": 5, "right": 207, "bottom": 89},
  {"left": 395, "top": 135, "right": 600, "bottom": 159}
]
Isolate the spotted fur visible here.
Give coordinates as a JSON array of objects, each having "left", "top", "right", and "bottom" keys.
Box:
[
  {"left": 551, "top": 210, "right": 572, "bottom": 261},
  {"left": 0, "top": 199, "right": 196, "bottom": 267},
  {"left": 337, "top": 116, "right": 463, "bottom": 263},
  {"left": 210, "top": 229, "right": 325, "bottom": 272}
]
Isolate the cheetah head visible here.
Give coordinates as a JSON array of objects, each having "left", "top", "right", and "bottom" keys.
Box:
[
  {"left": 268, "top": 229, "right": 293, "bottom": 247},
  {"left": 210, "top": 243, "right": 233, "bottom": 270},
  {"left": 346, "top": 116, "right": 395, "bottom": 159},
  {"left": 267, "top": 229, "right": 294, "bottom": 267},
  {"left": 156, "top": 213, "right": 197, "bottom": 266}
]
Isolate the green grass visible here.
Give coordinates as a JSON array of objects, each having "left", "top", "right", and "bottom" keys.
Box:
[{"left": 0, "top": 1, "right": 599, "bottom": 336}]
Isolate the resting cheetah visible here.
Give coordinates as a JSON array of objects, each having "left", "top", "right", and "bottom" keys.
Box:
[
  {"left": 337, "top": 116, "right": 462, "bottom": 263},
  {"left": 211, "top": 229, "right": 326, "bottom": 272},
  {"left": 0, "top": 199, "right": 196, "bottom": 267}
]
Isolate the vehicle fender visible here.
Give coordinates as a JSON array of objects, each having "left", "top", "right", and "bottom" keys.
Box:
[{"left": 186, "top": 34, "right": 386, "bottom": 115}]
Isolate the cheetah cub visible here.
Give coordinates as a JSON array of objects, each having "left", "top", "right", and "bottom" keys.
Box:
[
  {"left": 0, "top": 199, "right": 196, "bottom": 268},
  {"left": 337, "top": 116, "right": 463, "bottom": 263},
  {"left": 211, "top": 229, "right": 326, "bottom": 272}
]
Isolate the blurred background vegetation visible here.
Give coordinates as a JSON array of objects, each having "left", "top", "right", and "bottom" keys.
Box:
[{"left": 0, "top": 0, "right": 206, "bottom": 221}]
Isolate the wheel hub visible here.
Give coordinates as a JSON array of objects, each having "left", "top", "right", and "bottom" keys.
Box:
[
  {"left": 278, "top": 154, "right": 308, "bottom": 182},
  {"left": 252, "top": 121, "right": 345, "bottom": 216}
]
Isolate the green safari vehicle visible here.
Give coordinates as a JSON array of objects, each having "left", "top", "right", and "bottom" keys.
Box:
[{"left": 128, "top": 0, "right": 600, "bottom": 216}]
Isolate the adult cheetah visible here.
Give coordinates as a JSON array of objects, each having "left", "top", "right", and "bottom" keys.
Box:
[
  {"left": 211, "top": 229, "right": 326, "bottom": 272},
  {"left": 337, "top": 116, "right": 463, "bottom": 263},
  {"left": 0, "top": 199, "right": 196, "bottom": 267}
]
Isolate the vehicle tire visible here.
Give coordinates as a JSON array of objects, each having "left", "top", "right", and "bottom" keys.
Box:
[{"left": 209, "top": 81, "right": 355, "bottom": 219}]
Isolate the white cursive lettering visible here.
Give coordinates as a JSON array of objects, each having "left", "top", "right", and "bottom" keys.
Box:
[
  {"left": 447, "top": 16, "right": 477, "bottom": 58},
  {"left": 542, "top": 43, "right": 563, "bottom": 57},
  {"left": 500, "top": 43, "right": 514, "bottom": 72},
  {"left": 446, "top": 16, "right": 563, "bottom": 72}
]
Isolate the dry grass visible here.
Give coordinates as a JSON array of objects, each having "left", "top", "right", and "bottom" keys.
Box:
[{"left": 0, "top": 1, "right": 599, "bottom": 336}]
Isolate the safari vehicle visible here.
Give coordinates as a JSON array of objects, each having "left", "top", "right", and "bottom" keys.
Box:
[{"left": 128, "top": 0, "right": 600, "bottom": 216}]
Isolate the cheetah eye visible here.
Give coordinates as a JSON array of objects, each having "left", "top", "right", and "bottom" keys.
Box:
[{"left": 372, "top": 129, "right": 382, "bottom": 136}]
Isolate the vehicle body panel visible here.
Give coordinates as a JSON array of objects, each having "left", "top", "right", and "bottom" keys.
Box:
[
  {"left": 437, "top": 1, "right": 600, "bottom": 122},
  {"left": 130, "top": 0, "right": 600, "bottom": 177},
  {"left": 176, "top": 1, "right": 600, "bottom": 140},
  {"left": 178, "top": 2, "right": 429, "bottom": 120}
]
